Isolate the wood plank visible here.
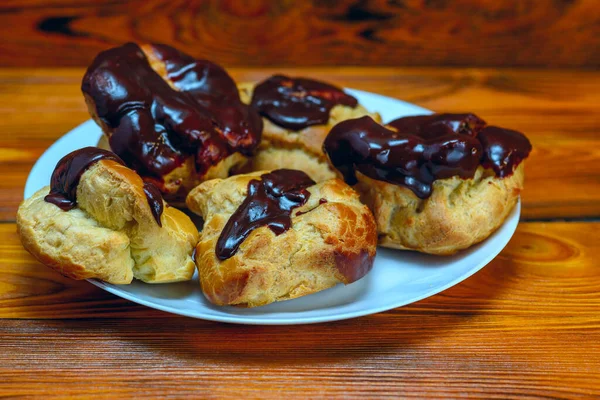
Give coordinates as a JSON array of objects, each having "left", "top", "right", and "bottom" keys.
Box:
[
  {"left": 0, "top": 0, "right": 598, "bottom": 68},
  {"left": 1, "top": 68, "right": 599, "bottom": 221},
  {"left": 0, "top": 221, "right": 599, "bottom": 397}
]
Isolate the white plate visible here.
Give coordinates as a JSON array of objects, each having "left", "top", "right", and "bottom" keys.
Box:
[{"left": 24, "top": 89, "right": 520, "bottom": 325}]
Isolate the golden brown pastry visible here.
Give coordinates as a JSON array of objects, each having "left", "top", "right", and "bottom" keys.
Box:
[
  {"left": 238, "top": 76, "right": 380, "bottom": 182},
  {"left": 17, "top": 147, "right": 199, "bottom": 284},
  {"left": 82, "top": 43, "right": 262, "bottom": 203},
  {"left": 186, "top": 169, "right": 377, "bottom": 307},
  {"left": 323, "top": 114, "right": 532, "bottom": 255}
]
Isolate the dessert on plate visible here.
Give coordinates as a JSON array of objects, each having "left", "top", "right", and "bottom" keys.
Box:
[
  {"left": 238, "top": 75, "right": 380, "bottom": 182},
  {"left": 323, "top": 113, "right": 532, "bottom": 255},
  {"left": 186, "top": 169, "right": 377, "bottom": 307},
  {"left": 82, "top": 43, "right": 263, "bottom": 203},
  {"left": 17, "top": 147, "right": 198, "bottom": 284},
  {"left": 18, "top": 40, "right": 530, "bottom": 314}
]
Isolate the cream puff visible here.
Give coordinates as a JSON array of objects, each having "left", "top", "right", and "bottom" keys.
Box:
[
  {"left": 238, "top": 75, "right": 380, "bottom": 182},
  {"left": 323, "top": 113, "right": 532, "bottom": 255},
  {"left": 186, "top": 169, "right": 377, "bottom": 307},
  {"left": 17, "top": 147, "right": 199, "bottom": 284},
  {"left": 82, "top": 43, "right": 263, "bottom": 203}
]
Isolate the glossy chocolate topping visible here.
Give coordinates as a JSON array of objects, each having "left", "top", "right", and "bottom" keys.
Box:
[
  {"left": 149, "top": 44, "right": 263, "bottom": 152},
  {"left": 44, "top": 147, "right": 165, "bottom": 226},
  {"left": 142, "top": 181, "right": 164, "bottom": 226},
  {"left": 45, "top": 147, "right": 124, "bottom": 211},
  {"left": 478, "top": 125, "right": 532, "bottom": 177},
  {"left": 323, "top": 114, "right": 531, "bottom": 199},
  {"left": 81, "top": 43, "right": 261, "bottom": 186},
  {"left": 387, "top": 113, "right": 486, "bottom": 139},
  {"left": 250, "top": 75, "right": 358, "bottom": 131},
  {"left": 216, "top": 169, "right": 315, "bottom": 260}
]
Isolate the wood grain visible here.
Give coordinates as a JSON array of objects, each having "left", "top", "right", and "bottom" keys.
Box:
[
  {"left": 0, "top": 222, "right": 599, "bottom": 398},
  {"left": 1, "top": 68, "right": 599, "bottom": 221},
  {"left": 0, "top": 0, "right": 598, "bottom": 68}
]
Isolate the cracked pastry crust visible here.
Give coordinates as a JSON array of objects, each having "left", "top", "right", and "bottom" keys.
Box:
[
  {"left": 238, "top": 82, "right": 381, "bottom": 182},
  {"left": 355, "top": 164, "right": 525, "bottom": 255},
  {"left": 186, "top": 172, "right": 377, "bottom": 307},
  {"left": 17, "top": 160, "right": 199, "bottom": 284}
]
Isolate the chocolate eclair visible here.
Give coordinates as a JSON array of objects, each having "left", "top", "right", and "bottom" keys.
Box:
[
  {"left": 185, "top": 169, "right": 377, "bottom": 307},
  {"left": 323, "top": 113, "right": 532, "bottom": 255},
  {"left": 82, "top": 43, "right": 262, "bottom": 203},
  {"left": 238, "top": 75, "right": 380, "bottom": 182}
]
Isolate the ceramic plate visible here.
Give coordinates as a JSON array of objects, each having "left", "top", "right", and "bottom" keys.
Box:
[{"left": 24, "top": 89, "right": 520, "bottom": 325}]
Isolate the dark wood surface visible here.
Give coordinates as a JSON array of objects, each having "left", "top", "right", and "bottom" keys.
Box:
[
  {"left": 0, "top": 0, "right": 598, "bottom": 68},
  {"left": 0, "top": 67, "right": 599, "bottom": 397}
]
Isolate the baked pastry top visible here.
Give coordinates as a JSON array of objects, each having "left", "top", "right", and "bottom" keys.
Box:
[
  {"left": 17, "top": 147, "right": 199, "bottom": 284},
  {"left": 82, "top": 43, "right": 262, "bottom": 202},
  {"left": 323, "top": 113, "right": 532, "bottom": 255},
  {"left": 238, "top": 76, "right": 380, "bottom": 182},
  {"left": 186, "top": 169, "right": 377, "bottom": 307}
]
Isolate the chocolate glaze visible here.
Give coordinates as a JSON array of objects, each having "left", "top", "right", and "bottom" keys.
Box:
[
  {"left": 81, "top": 43, "right": 261, "bottom": 188},
  {"left": 387, "top": 113, "right": 486, "bottom": 139},
  {"left": 478, "top": 126, "right": 532, "bottom": 177},
  {"left": 44, "top": 147, "right": 165, "bottom": 226},
  {"left": 150, "top": 44, "right": 263, "bottom": 154},
  {"left": 251, "top": 75, "right": 358, "bottom": 131},
  {"left": 142, "top": 182, "right": 164, "bottom": 226},
  {"left": 45, "top": 147, "right": 124, "bottom": 211},
  {"left": 216, "top": 169, "right": 315, "bottom": 260},
  {"left": 323, "top": 114, "right": 531, "bottom": 199}
]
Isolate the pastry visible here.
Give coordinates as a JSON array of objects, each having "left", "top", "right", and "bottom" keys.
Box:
[
  {"left": 238, "top": 75, "right": 380, "bottom": 182},
  {"left": 323, "top": 114, "right": 532, "bottom": 255},
  {"left": 186, "top": 169, "right": 377, "bottom": 307},
  {"left": 17, "top": 147, "right": 199, "bottom": 284},
  {"left": 82, "top": 43, "right": 262, "bottom": 203}
]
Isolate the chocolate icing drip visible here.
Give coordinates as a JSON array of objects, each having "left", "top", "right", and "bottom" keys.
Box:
[
  {"left": 479, "top": 126, "right": 532, "bottom": 177},
  {"left": 81, "top": 43, "right": 261, "bottom": 184},
  {"left": 323, "top": 114, "right": 531, "bottom": 199},
  {"left": 44, "top": 147, "right": 165, "bottom": 227},
  {"left": 142, "top": 182, "right": 164, "bottom": 226},
  {"left": 149, "top": 44, "right": 263, "bottom": 156},
  {"left": 149, "top": 44, "right": 240, "bottom": 101},
  {"left": 251, "top": 75, "right": 358, "bottom": 131},
  {"left": 216, "top": 169, "right": 315, "bottom": 260},
  {"left": 45, "top": 147, "right": 124, "bottom": 211}
]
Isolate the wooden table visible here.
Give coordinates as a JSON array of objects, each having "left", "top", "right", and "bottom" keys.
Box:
[{"left": 1, "top": 68, "right": 598, "bottom": 398}]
